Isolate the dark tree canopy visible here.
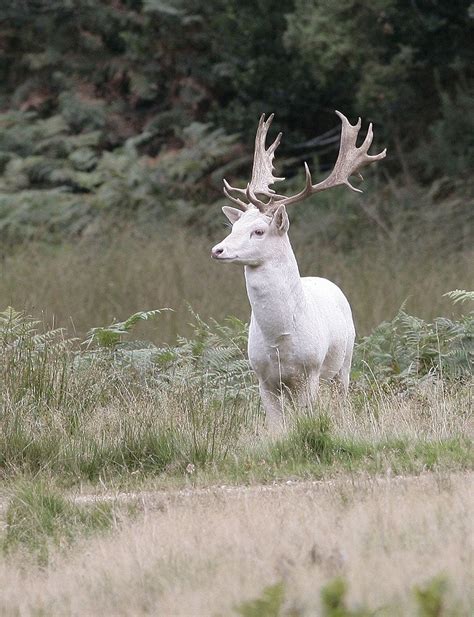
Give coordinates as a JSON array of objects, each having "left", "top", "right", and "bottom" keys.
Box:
[{"left": 0, "top": 0, "right": 472, "bottom": 240}]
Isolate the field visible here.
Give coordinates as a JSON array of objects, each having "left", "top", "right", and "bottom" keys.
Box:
[
  {"left": 0, "top": 229, "right": 472, "bottom": 616},
  {"left": 1, "top": 228, "right": 472, "bottom": 342},
  {"left": 0, "top": 474, "right": 472, "bottom": 616},
  {"left": 1, "top": 2, "right": 473, "bottom": 614}
]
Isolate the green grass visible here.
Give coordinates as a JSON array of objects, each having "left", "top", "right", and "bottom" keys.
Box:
[
  {"left": 0, "top": 300, "right": 472, "bottom": 490},
  {"left": 267, "top": 415, "right": 472, "bottom": 474},
  {"left": 0, "top": 401, "right": 471, "bottom": 488},
  {"left": 235, "top": 576, "right": 456, "bottom": 617},
  {"left": 2, "top": 481, "right": 116, "bottom": 565}
]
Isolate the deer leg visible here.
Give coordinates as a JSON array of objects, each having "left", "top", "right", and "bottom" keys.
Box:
[
  {"left": 334, "top": 346, "right": 353, "bottom": 396},
  {"left": 259, "top": 382, "right": 284, "bottom": 432}
]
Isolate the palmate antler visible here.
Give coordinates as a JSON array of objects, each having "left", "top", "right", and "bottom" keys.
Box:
[{"left": 223, "top": 111, "right": 386, "bottom": 213}]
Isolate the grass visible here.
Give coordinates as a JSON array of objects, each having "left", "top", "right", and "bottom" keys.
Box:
[
  {"left": 2, "top": 481, "right": 116, "bottom": 566},
  {"left": 268, "top": 414, "right": 472, "bottom": 475},
  {"left": 0, "top": 227, "right": 471, "bottom": 343},
  {"left": 0, "top": 224, "right": 471, "bottom": 614},
  {"left": 0, "top": 378, "right": 471, "bottom": 487},
  {"left": 0, "top": 274, "right": 471, "bottom": 488},
  {"left": 0, "top": 473, "right": 471, "bottom": 615}
]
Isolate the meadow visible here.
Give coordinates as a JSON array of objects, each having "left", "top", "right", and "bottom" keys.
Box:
[
  {"left": 0, "top": 226, "right": 472, "bottom": 615},
  {"left": 1, "top": 224, "right": 472, "bottom": 342},
  {"left": 0, "top": 474, "right": 472, "bottom": 616},
  {"left": 0, "top": 2, "right": 472, "bottom": 612}
]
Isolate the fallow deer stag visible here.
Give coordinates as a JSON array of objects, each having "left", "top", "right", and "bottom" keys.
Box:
[{"left": 211, "top": 111, "right": 386, "bottom": 429}]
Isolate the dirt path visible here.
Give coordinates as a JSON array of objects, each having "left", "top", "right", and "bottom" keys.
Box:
[
  {"left": 70, "top": 469, "right": 473, "bottom": 509},
  {"left": 0, "top": 470, "right": 471, "bottom": 522}
]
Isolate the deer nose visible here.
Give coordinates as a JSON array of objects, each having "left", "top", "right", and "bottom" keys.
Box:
[{"left": 211, "top": 245, "right": 224, "bottom": 259}]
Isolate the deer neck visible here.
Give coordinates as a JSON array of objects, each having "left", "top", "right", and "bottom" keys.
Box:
[{"left": 244, "top": 238, "right": 304, "bottom": 341}]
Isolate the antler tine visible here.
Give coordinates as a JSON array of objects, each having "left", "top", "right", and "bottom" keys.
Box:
[
  {"left": 300, "top": 162, "right": 314, "bottom": 198},
  {"left": 258, "top": 113, "right": 282, "bottom": 159},
  {"left": 250, "top": 112, "right": 285, "bottom": 197},
  {"left": 223, "top": 178, "right": 247, "bottom": 196},
  {"left": 277, "top": 110, "right": 386, "bottom": 207},
  {"left": 245, "top": 183, "right": 267, "bottom": 211},
  {"left": 223, "top": 178, "right": 251, "bottom": 210},
  {"left": 361, "top": 121, "right": 374, "bottom": 152},
  {"left": 360, "top": 122, "right": 386, "bottom": 162}
]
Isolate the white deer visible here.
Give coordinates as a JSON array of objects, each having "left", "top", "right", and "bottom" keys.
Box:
[{"left": 211, "top": 111, "right": 386, "bottom": 429}]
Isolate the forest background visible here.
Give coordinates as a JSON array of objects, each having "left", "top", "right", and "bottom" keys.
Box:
[{"left": 0, "top": 0, "right": 473, "bottom": 340}]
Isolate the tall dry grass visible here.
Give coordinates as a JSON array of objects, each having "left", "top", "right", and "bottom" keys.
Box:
[
  {"left": 1, "top": 227, "right": 472, "bottom": 344},
  {"left": 0, "top": 473, "right": 472, "bottom": 616}
]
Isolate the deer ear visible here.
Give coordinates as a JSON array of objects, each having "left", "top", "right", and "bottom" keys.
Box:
[
  {"left": 222, "top": 206, "right": 243, "bottom": 225},
  {"left": 271, "top": 204, "right": 289, "bottom": 234}
]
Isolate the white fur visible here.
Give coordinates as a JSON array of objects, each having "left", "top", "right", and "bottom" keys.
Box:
[{"left": 212, "top": 206, "right": 355, "bottom": 429}]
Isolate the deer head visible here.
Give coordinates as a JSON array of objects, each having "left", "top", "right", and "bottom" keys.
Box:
[{"left": 211, "top": 111, "right": 386, "bottom": 266}]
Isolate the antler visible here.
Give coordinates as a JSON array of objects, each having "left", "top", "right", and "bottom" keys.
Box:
[
  {"left": 276, "top": 111, "right": 386, "bottom": 208},
  {"left": 223, "top": 113, "right": 285, "bottom": 212},
  {"left": 223, "top": 111, "right": 386, "bottom": 213}
]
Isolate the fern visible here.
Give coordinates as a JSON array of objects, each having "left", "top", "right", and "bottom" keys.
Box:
[
  {"left": 0, "top": 106, "right": 240, "bottom": 242},
  {"left": 354, "top": 292, "right": 473, "bottom": 387},
  {"left": 443, "top": 289, "right": 474, "bottom": 304},
  {"left": 84, "top": 309, "right": 171, "bottom": 349},
  {"left": 0, "top": 307, "right": 71, "bottom": 407},
  {"left": 163, "top": 313, "right": 255, "bottom": 397}
]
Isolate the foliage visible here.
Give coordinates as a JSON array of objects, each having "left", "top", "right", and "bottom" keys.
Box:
[
  {"left": 320, "top": 577, "right": 374, "bottom": 616},
  {"left": 234, "top": 576, "right": 454, "bottom": 616},
  {"left": 82, "top": 307, "right": 253, "bottom": 397},
  {"left": 0, "top": 107, "right": 240, "bottom": 241},
  {"left": 414, "top": 576, "right": 448, "bottom": 617},
  {"left": 85, "top": 308, "right": 170, "bottom": 349},
  {"left": 415, "top": 84, "right": 474, "bottom": 179},
  {"left": 82, "top": 293, "right": 472, "bottom": 394},
  {"left": 0, "top": 1, "right": 472, "bottom": 241},
  {"left": 285, "top": 1, "right": 473, "bottom": 158},
  {"left": 0, "top": 302, "right": 472, "bottom": 480},
  {"left": 235, "top": 582, "right": 286, "bottom": 617},
  {"left": 444, "top": 289, "right": 474, "bottom": 305},
  {"left": 164, "top": 313, "right": 253, "bottom": 392},
  {"left": 272, "top": 414, "right": 341, "bottom": 465},
  {"left": 0, "top": 306, "right": 71, "bottom": 408},
  {"left": 2, "top": 481, "right": 114, "bottom": 565},
  {"left": 0, "top": 307, "right": 260, "bottom": 477},
  {"left": 354, "top": 298, "right": 473, "bottom": 387},
  {"left": 1, "top": 290, "right": 472, "bottom": 429}
]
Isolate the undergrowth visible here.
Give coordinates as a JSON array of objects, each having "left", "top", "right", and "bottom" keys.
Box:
[
  {"left": 235, "top": 576, "right": 457, "bottom": 617},
  {"left": 2, "top": 482, "right": 116, "bottom": 566},
  {"left": 354, "top": 298, "right": 473, "bottom": 388},
  {"left": 0, "top": 293, "right": 472, "bottom": 484}
]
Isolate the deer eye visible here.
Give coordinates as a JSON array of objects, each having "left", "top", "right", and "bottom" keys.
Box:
[{"left": 252, "top": 229, "right": 265, "bottom": 237}]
